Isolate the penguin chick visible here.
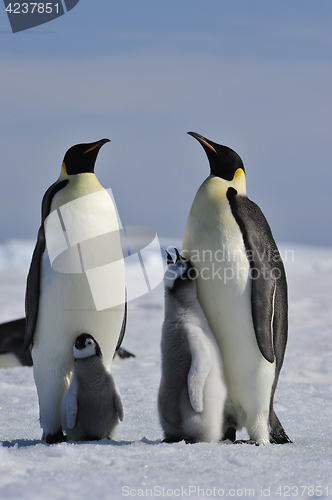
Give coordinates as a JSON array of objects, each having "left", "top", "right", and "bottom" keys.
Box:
[
  {"left": 158, "top": 249, "right": 226, "bottom": 443},
  {"left": 61, "top": 334, "right": 124, "bottom": 441}
]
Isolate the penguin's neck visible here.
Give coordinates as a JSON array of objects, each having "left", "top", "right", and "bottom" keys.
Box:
[
  {"left": 51, "top": 172, "right": 105, "bottom": 211},
  {"left": 194, "top": 173, "right": 247, "bottom": 213},
  {"left": 74, "top": 356, "right": 106, "bottom": 384},
  {"left": 164, "top": 283, "right": 198, "bottom": 320}
]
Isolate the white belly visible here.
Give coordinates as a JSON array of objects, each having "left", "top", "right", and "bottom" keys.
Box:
[
  {"left": 34, "top": 173, "right": 125, "bottom": 370},
  {"left": 33, "top": 249, "right": 125, "bottom": 370}
]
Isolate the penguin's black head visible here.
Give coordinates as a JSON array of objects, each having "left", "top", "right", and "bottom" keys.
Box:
[
  {"left": 188, "top": 131, "right": 245, "bottom": 181},
  {"left": 63, "top": 139, "right": 110, "bottom": 175},
  {"left": 164, "top": 248, "right": 197, "bottom": 291},
  {"left": 73, "top": 333, "right": 102, "bottom": 359}
]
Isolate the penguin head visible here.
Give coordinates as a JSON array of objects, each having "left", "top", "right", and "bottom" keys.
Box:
[
  {"left": 73, "top": 333, "right": 102, "bottom": 360},
  {"left": 164, "top": 248, "right": 197, "bottom": 291},
  {"left": 61, "top": 139, "right": 110, "bottom": 176},
  {"left": 188, "top": 131, "right": 245, "bottom": 182}
]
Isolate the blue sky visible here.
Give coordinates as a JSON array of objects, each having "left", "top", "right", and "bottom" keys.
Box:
[{"left": 0, "top": 1, "right": 331, "bottom": 246}]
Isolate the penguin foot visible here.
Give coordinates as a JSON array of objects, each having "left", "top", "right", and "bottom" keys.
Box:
[
  {"left": 162, "top": 436, "right": 184, "bottom": 444},
  {"left": 44, "top": 430, "right": 66, "bottom": 444},
  {"left": 114, "top": 347, "right": 135, "bottom": 360},
  {"left": 184, "top": 439, "right": 198, "bottom": 445},
  {"left": 234, "top": 439, "right": 258, "bottom": 446}
]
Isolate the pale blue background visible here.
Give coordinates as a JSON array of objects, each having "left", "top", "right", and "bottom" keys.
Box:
[{"left": 0, "top": 1, "right": 331, "bottom": 246}]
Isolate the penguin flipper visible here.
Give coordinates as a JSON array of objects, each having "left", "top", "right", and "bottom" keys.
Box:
[
  {"left": 226, "top": 188, "right": 288, "bottom": 363},
  {"left": 65, "top": 380, "right": 78, "bottom": 429},
  {"left": 24, "top": 179, "right": 69, "bottom": 351},
  {"left": 186, "top": 324, "right": 212, "bottom": 413},
  {"left": 24, "top": 226, "right": 45, "bottom": 350},
  {"left": 111, "top": 383, "right": 124, "bottom": 422},
  {"left": 116, "top": 290, "right": 127, "bottom": 351}
]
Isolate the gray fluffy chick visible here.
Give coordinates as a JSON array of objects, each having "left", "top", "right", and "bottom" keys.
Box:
[{"left": 61, "top": 333, "right": 124, "bottom": 441}]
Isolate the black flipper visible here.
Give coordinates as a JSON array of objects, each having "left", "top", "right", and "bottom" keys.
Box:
[
  {"left": 226, "top": 187, "right": 288, "bottom": 364},
  {"left": 116, "top": 289, "right": 127, "bottom": 351},
  {"left": 24, "top": 180, "right": 69, "bottom": 350},
  {"left": 227, "top": 187, "right": 291, "bottom": 443}
]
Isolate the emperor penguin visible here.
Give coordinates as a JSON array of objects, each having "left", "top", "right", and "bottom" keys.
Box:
[
  {"left": 182, "top": 132, "right": 291, "bottom": 445},
  {"left": 0, "top": 318, "right": 32, "bottom": 368},
  {"left": 61, "top": 333, "right": 124, "bottom": 441},
  {"left": 158, "top": 248, "right": 226, "bottom": 443},
  {"left": 24, "top": 139, "right": 126, "bottom": 444}
]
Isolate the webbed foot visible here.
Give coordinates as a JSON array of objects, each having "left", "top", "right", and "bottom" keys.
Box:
[{"left": 44, "top": 430, "right": 66, "bottom": 444}]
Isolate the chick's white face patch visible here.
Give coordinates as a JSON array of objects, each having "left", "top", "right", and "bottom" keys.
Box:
[
  {"left": 164, "top": 261, "right": 188, "bottom": 290},
  {"left": 73, "top": 338, "right": 97, "bottom": 359}
]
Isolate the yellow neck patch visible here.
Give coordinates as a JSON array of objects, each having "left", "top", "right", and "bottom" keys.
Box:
[
  {"left": 233, "top": 168, "right": 244, "bottom": 180},
  {"left": 59, "top": 161, "right": 68, "bottom": 179},
  {"left": 232, "top": 168, "right": 246, "bottom": 195}
]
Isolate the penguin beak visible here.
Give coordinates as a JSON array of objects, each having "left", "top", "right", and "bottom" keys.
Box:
[
  {"left": 187, "top": 132, "right": 218, "bottom": 155},
  {"left": 165, "top": 250, "right": 174, "bottom": 265},
  {"left": 74, "top": 338, "right": 85, "bottom": 350},
  {"left": 83, "top": 138, "right": 110, "bottom": 155},
  {"left": 174, "top": 248, "right": 182, "bottom": 262}
]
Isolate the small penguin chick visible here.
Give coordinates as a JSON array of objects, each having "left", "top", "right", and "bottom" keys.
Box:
[
  {"left": 158, "top": 249, "right": 226, "bottom": 444},
  {"left": 73, "top": 333, "right": 102, "bottom": 359},
  {"left": 61, "top": 334, "right": 124, "bottom": 442}
]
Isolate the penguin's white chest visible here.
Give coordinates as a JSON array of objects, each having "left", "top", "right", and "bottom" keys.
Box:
[{"left": 33, "top": 174, "right": 125, "bottom": 371}]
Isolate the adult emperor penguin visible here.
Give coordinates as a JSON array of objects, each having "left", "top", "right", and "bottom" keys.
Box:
[
  {"left": 61, "top": 334, "right": 124, "bottom": 441},
  {"left": 158, "top": 249, "right": 226, "bottom": 443},
  {"left": 182, "top": 132, "right": 291, "bottom": 445},
  {"left": 24, "top": 139, "right": 126, "bottom": 444}
]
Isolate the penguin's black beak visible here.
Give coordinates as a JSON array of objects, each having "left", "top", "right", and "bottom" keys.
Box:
[
  {"left": 187, "top": 132, "right": 218, "bottom": 155},
  {"left": 174, "top": 247, "right": 181, "bottom": 262},
  {"left": 165, "top": 250, "right": 174, "bottom": 265},
  {"left": 74, "top": 338, "right": 85, "bottom": 350},
  {"left": 83, "top": 138, "right": 110, "bottom": 155}
]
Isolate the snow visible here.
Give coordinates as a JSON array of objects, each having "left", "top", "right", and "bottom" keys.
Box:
[{"left": 0, "top": 239, "right": 331, "bottom": 499}]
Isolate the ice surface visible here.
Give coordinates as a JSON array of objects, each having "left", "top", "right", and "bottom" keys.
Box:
[{"left": 0, "top": 240, "right": 331, "bottom": 499}]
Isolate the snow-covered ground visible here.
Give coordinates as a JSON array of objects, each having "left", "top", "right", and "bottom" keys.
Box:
[{"left": 0, "top": 239, "right": 331, "bottom": 500}]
